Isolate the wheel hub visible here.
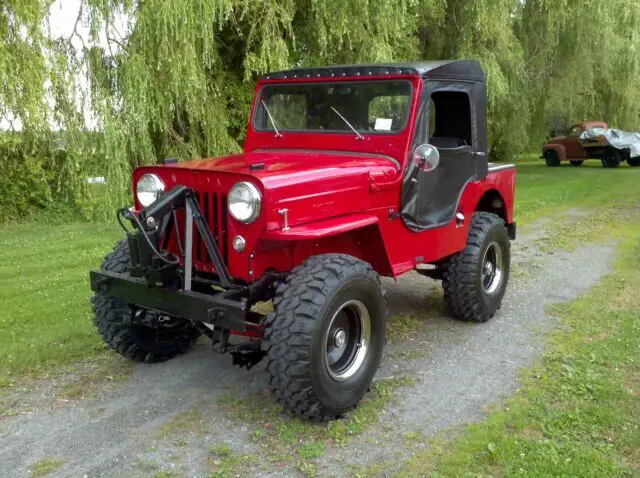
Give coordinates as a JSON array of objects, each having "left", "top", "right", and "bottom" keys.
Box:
[
  {"left": 324, "top": 300, "right": 371, "bottom": 382},
  {"left": 333, "top": 328, "right": 347, "bottom": 348},
  {"left": 481, "top": 242, "right": 504, "bottom": 295}
]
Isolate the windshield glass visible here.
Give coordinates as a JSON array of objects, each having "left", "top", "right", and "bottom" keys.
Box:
[{"left": 254, "top": 80, "right": 412, "bottom": 135}]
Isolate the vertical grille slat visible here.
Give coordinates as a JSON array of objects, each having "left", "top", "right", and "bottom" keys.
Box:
[
  {"left": 221, "top": 195, "right": 229, "bottom": 265},
  {"left": 199, "top": 191, "right": 207, "bottom": 261},
  {"left": 165, "top": 188, "right": 229, "bottom": 275}
]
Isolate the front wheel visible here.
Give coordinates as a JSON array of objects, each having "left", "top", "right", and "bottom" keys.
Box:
[
  {"left": 265, "top": 254, "right": 387, "bottom": 420},
  {"left": 544, "top": 150, "right": 560, "bottom": 167},
  {"left": 441, "top": 212, "right": 510, "bottom": 322},
  {"left": 92, "top": 240, "right": 199, "bottom": 362}
]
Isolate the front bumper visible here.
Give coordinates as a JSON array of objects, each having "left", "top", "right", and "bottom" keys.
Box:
[{"left": 90, "top": 269, "right": 249, "bottom": 330}]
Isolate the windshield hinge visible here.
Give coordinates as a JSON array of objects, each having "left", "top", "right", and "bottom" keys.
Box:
[{"left": 388, "top": 209, "right": 401, "bottom": 221}]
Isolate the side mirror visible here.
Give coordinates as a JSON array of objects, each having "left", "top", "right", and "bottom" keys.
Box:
[{"left": 413, "top": 144, "right": 440, "bottom": 172}]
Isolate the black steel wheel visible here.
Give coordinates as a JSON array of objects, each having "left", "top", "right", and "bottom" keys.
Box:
[
  {"left": 442, "top": 212, "right": 510, "bottom": 322},
  {"left": 602, "top": 149, "right": 622, "bottom": 168},
  {"left": 570, "top": 160, "right": 584, "bottom": 166},
  {"left": 92, "top": 240, "right": 199, "bottom": 363},
  {"left": 544, "top": 150, "right": 560, "bottom": 167},
  {"left": 265, "top": 254, "right": 386, "bottom": 420}
]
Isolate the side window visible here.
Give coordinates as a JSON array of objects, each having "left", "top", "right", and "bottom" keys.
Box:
[
  {"left": 264, "top": 93, "right": 307, "bottom": 130},
  {"left": 368, "top": 95, "right": 411, "bottom": 132},
  {"left": 569, "top": 125, "right": 582, "bottom": 137},
  {"left": 428, "top": 90, "right": 472, "bottom": 148}
]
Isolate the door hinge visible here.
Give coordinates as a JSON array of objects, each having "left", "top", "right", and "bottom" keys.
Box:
[{"left": 388, "top": 209, "right": 401, "bottom": 221}]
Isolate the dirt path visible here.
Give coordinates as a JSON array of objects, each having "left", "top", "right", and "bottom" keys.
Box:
[{"left": 0, "top": 216, "right": 616, "bottom": 478}]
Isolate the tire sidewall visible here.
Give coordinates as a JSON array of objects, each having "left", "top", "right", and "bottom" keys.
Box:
[
  {"left": 307, "top": 274, "right": 386, "bottom": 413},
  {"left": 475, "top": 223, "right": 510, "bottom": 317},
  {"left": 545, "top": 150, "right": 559, "bottom": 166}
]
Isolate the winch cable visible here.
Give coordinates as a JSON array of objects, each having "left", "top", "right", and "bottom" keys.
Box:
[{"left": 117, "top": 208, "right": 180, "bottom": 266}]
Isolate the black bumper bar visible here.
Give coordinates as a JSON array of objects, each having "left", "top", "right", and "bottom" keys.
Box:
[{"left": 90, "top": 269, "right": 249, "bottom": 330}]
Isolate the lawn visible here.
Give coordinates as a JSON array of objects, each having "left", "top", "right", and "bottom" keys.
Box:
[
  {"left": 514, "top": 158, "right": 640, "bottom": 223},
  {"left": 0, "top": 159, "right": 638, "bottom": 386},
  {"left": 0, "top": 222, "right": 120, "bottom": 385}
]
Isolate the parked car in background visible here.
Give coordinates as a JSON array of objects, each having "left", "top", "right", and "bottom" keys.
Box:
[{"left": 542, "top": 121, "right": 640, "bottom": 168}]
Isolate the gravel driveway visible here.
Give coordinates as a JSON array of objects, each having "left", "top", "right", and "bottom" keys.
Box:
[{"left": 0, "top": 218, "right": 616, "bottom": 477}]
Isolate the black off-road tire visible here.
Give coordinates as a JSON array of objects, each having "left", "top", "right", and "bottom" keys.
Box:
[
  {"left": 92, "top": 240, "right": 199, "bottom": 363},
  {"left": 570, "top": 160, "right": 584, "bottom": 166},
  {"left": 265, "top": 254, "right": 387, "bottom": 420},
  {"left": 544, "top": 150, "right": 560, "bottom": 167},
  {"left": 442, "top": 212, "right": 510, "bottom": 323},
  {"left": 628, "top": 157, "right": 640, "bottom": 167},
  {"left": 602, "top": 149, "right": 622, "bottom": 168}
]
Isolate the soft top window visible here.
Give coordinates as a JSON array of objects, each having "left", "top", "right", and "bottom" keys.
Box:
[{"left": 254, "top": 80, "right": 412, "bottom": 134}]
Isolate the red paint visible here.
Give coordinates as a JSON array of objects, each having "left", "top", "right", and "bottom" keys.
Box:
[{"left": 132, "top": 71, "right": 516, "bottom": 291}]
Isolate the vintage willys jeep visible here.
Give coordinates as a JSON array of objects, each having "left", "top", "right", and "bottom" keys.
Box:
[{"left": 90, "top": 60, "right": 516, "bottom": 420}]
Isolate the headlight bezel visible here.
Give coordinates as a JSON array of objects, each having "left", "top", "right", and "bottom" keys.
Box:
[
  {"left": 228, "top": 181, "right": 262, "bottom": 224},
  {"left": 136, "top": 173, "right": 165, "bottom": 207}
]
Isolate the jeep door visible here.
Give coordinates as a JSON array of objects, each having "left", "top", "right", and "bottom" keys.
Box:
[{"left": 401, "top": 80, "right": 482, "bottom": 231}]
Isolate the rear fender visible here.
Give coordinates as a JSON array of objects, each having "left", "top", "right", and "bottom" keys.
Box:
[
  {"left": 543, "top": 144, "right": 566, "bottom": 161},
  {"left": 254, "top": 213, "right": 394, "bottom": 277}
]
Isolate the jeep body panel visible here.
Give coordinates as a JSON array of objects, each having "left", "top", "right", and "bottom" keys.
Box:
[{"left": 129, "top": 60, "right": 514, "bottom": 283}]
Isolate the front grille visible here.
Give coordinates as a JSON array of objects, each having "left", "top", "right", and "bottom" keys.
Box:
[
  {"left": 164, "top": 191, "right": 229, "bottom": 271},
  {"left": 193, "top": 191, "right": 229, "bottom": 267}
]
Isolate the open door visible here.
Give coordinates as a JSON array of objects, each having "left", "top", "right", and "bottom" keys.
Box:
[{"left": 401, "top": 81, "right": 481, "bottom": 231}]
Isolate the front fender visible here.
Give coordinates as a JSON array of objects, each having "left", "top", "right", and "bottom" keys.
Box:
[
  {"left": 542, "top": 144, "right": 566, "bottom": 161},
  {"left": 262, "top": 213, "right": 378, "bottom": 240},
  {"left": 253, "top": 213, "right": 395, "bottom": 278}
]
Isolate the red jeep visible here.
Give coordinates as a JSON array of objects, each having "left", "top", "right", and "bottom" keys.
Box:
[{"left": 90, "top": 60, "right": 516, "bottom": 420}]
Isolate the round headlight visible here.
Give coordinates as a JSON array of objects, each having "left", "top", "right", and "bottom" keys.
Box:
[
  {"left": 136, "top": 174, "right": 165, "bottom": 207},
  {"left": 228, "top": 182, "right": 261, "bottom": 223}
]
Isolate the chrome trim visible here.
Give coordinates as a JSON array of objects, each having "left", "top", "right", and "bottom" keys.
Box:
[{"left": 488, "top": 163, "right": 516, "bottom": 172}]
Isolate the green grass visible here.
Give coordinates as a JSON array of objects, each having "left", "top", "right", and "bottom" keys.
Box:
[
  {"left": 396, "top": 219, "right": 640, "bottom": 477},
  {"left": 29, "top": 457, "right": 64, "bottom": 477},
  {"left": 0, "top": 221, "right": 120, "bottom": 385},
  {"left": 514, "top": 159, "right": 640, "bottom": 223}
]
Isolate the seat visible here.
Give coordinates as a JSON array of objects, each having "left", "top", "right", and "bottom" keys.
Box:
[{"left": 429, "top": 137, "right": 466, "bottom": 149}]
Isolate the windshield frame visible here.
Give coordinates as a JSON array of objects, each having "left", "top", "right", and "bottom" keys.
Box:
[{"left": 252, "top": 79, "right": 415, "bottom": 136}]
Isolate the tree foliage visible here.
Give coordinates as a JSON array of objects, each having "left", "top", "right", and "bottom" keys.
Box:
[{"left": 1, "top": 0, "right": 640, "bottom": 218}]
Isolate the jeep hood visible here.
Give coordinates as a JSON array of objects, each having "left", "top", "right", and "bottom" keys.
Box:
[{"left": 171, "top": 150, "right": 400, "bottom": 230}]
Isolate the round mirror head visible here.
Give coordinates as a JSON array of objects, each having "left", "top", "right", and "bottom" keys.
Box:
[{"left": 413, "top": 144, "right": 440, "bottom": 172}]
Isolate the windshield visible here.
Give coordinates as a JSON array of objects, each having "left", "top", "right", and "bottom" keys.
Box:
[{"left": 254, "top": 80, "right": 413, "bottom": 135}]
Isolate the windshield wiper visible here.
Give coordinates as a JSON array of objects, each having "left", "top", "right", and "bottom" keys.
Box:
[
  {"left": 330, "top": 105, "right": 364, "bottom": 140},
  {"left": 261, "top": 100, "right": 281, "bottom": 137}
]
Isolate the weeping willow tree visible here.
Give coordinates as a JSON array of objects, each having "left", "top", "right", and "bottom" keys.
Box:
[{"left": 2, "top": 0, "right": 640, "bottom": 220}]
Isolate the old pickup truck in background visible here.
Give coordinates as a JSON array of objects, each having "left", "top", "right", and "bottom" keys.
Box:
[{"left": 542, "top": 121, "right": 640, "bottom": 168}]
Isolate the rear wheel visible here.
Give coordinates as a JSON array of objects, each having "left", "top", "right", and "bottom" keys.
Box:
[
  {"left": 92, "top": 240, "right": 199, "bottom": 362},
  {"left": 265, "top": 254, "right": 386, "bottom": 420},
  {"left": 602, "top": 149, "right": 622, "bottom": 168},
  {"left": 628, "top": 157, "right": 640, "bottom": 167},
  {"left": 441, "top": 212, "right": 510, "bottom": 322},
  {"left": 544, "top": 150, "right": 560, "bottom": 167},
  {"left": 570, "top": 160, "right": 584, "bottom": 166}
]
